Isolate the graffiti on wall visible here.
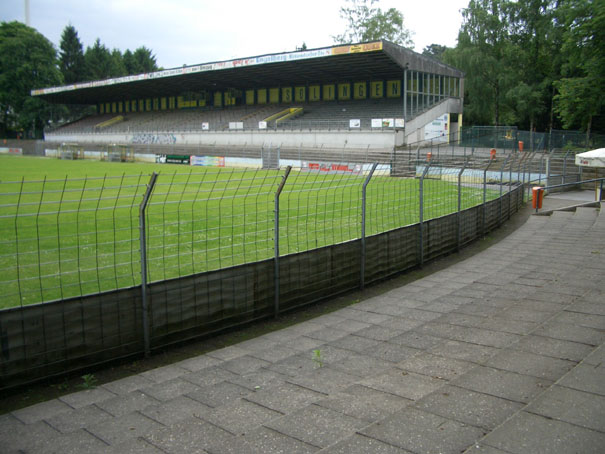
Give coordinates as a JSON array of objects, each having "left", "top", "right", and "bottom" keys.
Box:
[{"left": 132, "top": 133, "right": 177, "bottom": 145}]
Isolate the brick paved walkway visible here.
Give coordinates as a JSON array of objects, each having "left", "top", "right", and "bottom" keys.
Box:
[{"left": 2, "top": 196, "right": 604, "bottom": 453}]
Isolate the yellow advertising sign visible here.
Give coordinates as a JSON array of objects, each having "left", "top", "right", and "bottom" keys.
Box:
[
  {"left": 295, "top": 86, "right": 306, "bottom": 102},
  {"left": 331, "top": 41, "right": 383, "bottom": 55},
  {"left": 257, "top": 89, "right": 267, "bottom": 104},
  {"left": 282, "top": 87, "right": 293, "bottom": 103},
  {"left": 246, "top": 89, "right": 255, "bottom": 105},
  {"left": 338, "top": 83, "right": 351, "bottom": 100},
  {"left": 214, "top": 92, "right": 222, "bottom": 107},
  {"left": 370, "top": 81, "right": 384, "bottom": 99},
  {"left": 269, "top": 88, "right": 279, "bottom": 103},
  {"left": 309, "top": 85, "right": 321, "bottom": 102},
  {"left": 387, "top": 80, "right": 401, "bottom": 98},
  {"left": 323, "top": 84, "right": 335, "bottom": 101},
  {"left": 354, "top": 82, "right": 367, "bottom": 99}
]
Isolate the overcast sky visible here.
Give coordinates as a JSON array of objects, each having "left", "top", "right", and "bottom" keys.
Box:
[{"left": 1, "top": 0, "right": 469, "bottom": 69}]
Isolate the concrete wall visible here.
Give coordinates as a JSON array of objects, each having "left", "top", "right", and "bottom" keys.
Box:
[
  {"left": 404, "top": 98, "right": 464, "bottom": 145},
  {"left": 45, "top": 129, "right": 399, "bottom": 150}
]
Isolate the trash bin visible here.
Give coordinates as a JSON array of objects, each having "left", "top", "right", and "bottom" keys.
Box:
[{"left": 532, "top": 187, "right": 544, "bottom": 209}]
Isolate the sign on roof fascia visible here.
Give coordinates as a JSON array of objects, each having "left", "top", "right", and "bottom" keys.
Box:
[{"left": 32, "top": 42, "right": 383, "bottom": 97}]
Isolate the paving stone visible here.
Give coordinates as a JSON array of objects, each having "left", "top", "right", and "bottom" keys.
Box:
[
  {"left": 244, "top": 383, "right": 325, "bottom": 414},
  {"left": 360, "top": 369, "right": 445, "bottom": 401},
  {"left": 452, "top": 365, "right": 552, "bottom": 403},
  {"left": 219, "top": 354, "right": 271, "bottom": 375},
  {"left": 462, "top": 444, "right": 512, "bottom": 454},
  {"left": 281, "top": 335, "right": 326, "bottom": 352},
  {"left": 304, "top": 326, "right": 351, "bottom": 342},
  {"left": 429, "top": 340, "right": 500, "bottom": 364},
  {"left": 495, "top": 306, "right": 555, "bottom": 323},
  {"left": 327, "top": 334, "right": 381, "bottom": 353},
  {"left": 338, "top": 308, "right": 394, "bottom": 325},
  {"left": 86, "top": 411, "right": 164, "bottom": 447},
  {"left": 264, "top": 404, "right": 367, "bottom": 448},
  {"left": 485, "top": 349, "right": 576, "bottom": 381},
  {"left": 360, "top": 407, "right": 484, "bottom": 454},
  {"left": 45, "top": 404, "right": 113, "bottom": 433},
  {"left": 228, "top": 368, "right": 289, "bottom": 391},
  {"left": 186, "top": 380, "right": 251, "bottom": 408},
  {"left": 525, "top": 385, "right": 605, "bottom": 432},
  {"left": 388, "top": 331, "right": 443, "bottom": 350},
  {"left": 29, "top": 428, "right": 108, "bottom": 454},
  {"left": 330, "top": 319, "right": 373, "bottom": 333},
  {"left": 512, "top": 334, "right": 594, "bottom": 362},
  {"left": 11, "top": 398, "right": 72, "bottom": 424},
  {"left": 315, "top": 384, "right": 412, "bottom": 423},
  {"left": 287, "top": 366, "right": 359, "bottom": 394},
  {"left": 362, "top": 342, "right": 420, "bottom": 363},
  {"left": 100, "top": 437, "right": 166, "bottom": 453},
  {"left": 96, "top": 390, "right": 161, "bottom": 417},
  {"left": 101, "top": 374, "right": 155, "bottom": 395},
  {"left": 59, "top": 387, "right": 117, "bottom": 409},
  {"left": 532, "top": 321, "right": 605, "bottom": 346},
  {"left": 268, "top": 352, "right": 322, "bottom": 377},
  {"left": 139, "top": 365, "right": 189, "bottom": 384},
  {"left": 201, "top": 397, "right": 282, "bottom": 435},
  {"left": 557, "top": 362, "right": 605, "bottom": 396},
  {"left": 583, "top": 344, "right": 605, "bottom": 366},
  {"left": 181, "top": 365, "right": 239, "bottom": 387},
  {"left": 139, "top": 394, "right": 213, "bottom": 426},
  {"left": 215, "top": 426, "right": 319, "bottom": 454},
  {"left": 0, "top": 418, "right": 60, "bottom": 452},
  {"left": 249, "top": 345, "right": 300, "bottom": 363},
  {"left": 173, "top": 354, "right": 223, "bottom": 372},
  {"left": 320, "top": 433, "right": 412, "bottom": 453},
  {"left": 330, "top": 352, "right": 393, "bottom": 378},
  {"left": 478, "top": 317, "right": 539, "bottom": 335},
  {"left": 397, "top": 352, "right": 474, "bottom": 380},
  {"left": 482, "top": 411, "right": 605, "bottom": 454},
  {"left": 354, "top": 325, "right": 404, "bottom": 341},
  {"left": 139, "top": 377, "right": 200, "bottom": 402},
  {"left": 143, "top": 415, "right": 232, "bottom": 453},
  {"left": 206, "top": 345, "right": 251, "bottom": 361},
  {"left": 415, "top": 384, "right": 523, "bottom": 430},
  {"left": 552, "top": 310, "right": 605, "bottom": 329}
]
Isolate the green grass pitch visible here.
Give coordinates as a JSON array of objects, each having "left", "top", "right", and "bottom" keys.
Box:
[{"left": 0, "top": 155, "right": 493, "bottom": 308}]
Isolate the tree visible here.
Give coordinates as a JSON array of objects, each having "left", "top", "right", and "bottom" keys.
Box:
[
  {"left": 333, "top": 0, "right": 414, "bottom": 48},
  {"left": 554, "top": 0, "right": 605, "bottom": 137},
  {"left": 0, "top": 21, "right": 62, "bottom": 138},
  {"left": 59, "top": 24, "right": 85, "bottom": 84},
  {"left": 422, "top": 44, "right": 449, "bottom": 61},
  {"left": 84, "top": 38, "right": 113, "bottom": 80},
  {"left": 132, "top": 46, "right": 158, "bottom": 74}
]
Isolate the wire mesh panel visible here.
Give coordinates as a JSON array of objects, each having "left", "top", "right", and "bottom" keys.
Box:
[{"left": 0, "top": 174, "right": 149, "bottom": 308}]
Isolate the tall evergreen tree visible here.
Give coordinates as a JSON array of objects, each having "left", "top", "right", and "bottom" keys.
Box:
[
  {"left": 84, "top": 38, "right": 113, "bottom": 80},
  {"left": 132, "top": 46, "right": 158, "bottom": 74},
  {"left": 59, "top": 24, "right": 85, "bottom": 84}
]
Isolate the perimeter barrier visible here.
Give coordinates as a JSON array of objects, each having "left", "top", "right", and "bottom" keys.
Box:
[{"left": 0, "top": 154, "right": 535, "bottom": 389}]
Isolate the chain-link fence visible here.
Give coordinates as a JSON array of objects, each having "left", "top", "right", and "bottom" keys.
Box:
[{"left": 0, "top": 153, "right": 537, "bottom": 388}]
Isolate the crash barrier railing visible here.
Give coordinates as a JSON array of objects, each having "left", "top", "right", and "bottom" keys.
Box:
[{"left": 531, "top": 178, "right": 605, "bottom": 213}]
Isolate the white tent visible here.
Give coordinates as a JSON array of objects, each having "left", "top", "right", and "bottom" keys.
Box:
[{"left": 575, "top": 148, "right": 605, "bottom": 167}]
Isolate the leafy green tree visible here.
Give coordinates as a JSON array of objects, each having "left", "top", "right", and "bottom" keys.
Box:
[
  {"left": 422, "top": 44, "right": 449, "bottom": 61},
  {"left": 554, "top": 0, "right": 605, "bottom": 137},
  {"left": 59, "top": 24, "right": 86, "bottom": 84},
  {"left": 0, "top": 21, "right": 62, "bottom": 137},
  {"left": 110, "top": 48, "right": 127, "bottom": 77},
  {"left": 445, "top": 0, "right": 516, "bottom": 126},
  {"left": 333, "top": 0, "right": 414, "bottom": 47}
]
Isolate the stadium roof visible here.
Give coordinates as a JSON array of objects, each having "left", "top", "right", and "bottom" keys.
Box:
[{"left": 33, "top": 40, "right": 464, "bottom": 105}]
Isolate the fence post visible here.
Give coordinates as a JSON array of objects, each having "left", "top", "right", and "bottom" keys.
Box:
[
  {"left": 361, "top": 163, "right": 379, "bottom": 290},
  {"left": 457, "top": 160, "right": 468, "bottom": 251},
  {"left": 419, "top": 163, "right": 431, "bottom": 266},
  {"left": 274, "top": 166, "right": 292, "bottom": 318},
  {"left": 508, "top": 153, "right": 517, "bottom": 219},
  {"left": 483, "top": 158, "right": 495, "bottom": 236},
  {"left": 499, "top": 155, "right": 511, "bottom": 226},
  {"left": 139, "top": 172, "right": 158, "bottom": 358}
]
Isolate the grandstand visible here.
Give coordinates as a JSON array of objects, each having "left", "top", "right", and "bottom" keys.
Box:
[{"left": 34, "top": 41, "right": 464, "bottom": 152}]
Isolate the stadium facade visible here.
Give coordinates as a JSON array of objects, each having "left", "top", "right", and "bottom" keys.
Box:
[{"left": 34, "top": 40, "right": 464, "bottom": 151}]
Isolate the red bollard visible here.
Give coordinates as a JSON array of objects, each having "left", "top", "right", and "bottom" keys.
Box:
[
  {"left": 490, "top": 148, "right": 496, "bottom": 159},
  {"left": 532, "top": 187, "right": 544, "bottom": 210},
  {"left": 518, "top": 141, "right": 524, "bottom": 152}
]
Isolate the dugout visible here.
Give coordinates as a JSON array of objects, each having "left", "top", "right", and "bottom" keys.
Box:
[{"left": 34, "top": 40, "right": 465, "bottom": 149}]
